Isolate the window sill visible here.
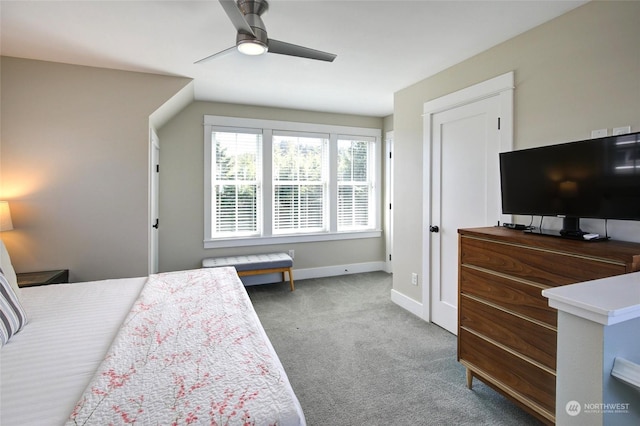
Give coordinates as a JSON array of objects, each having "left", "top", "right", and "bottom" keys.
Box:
[{"left": 204, "top": 230, "right": 382, "bottom": 249}]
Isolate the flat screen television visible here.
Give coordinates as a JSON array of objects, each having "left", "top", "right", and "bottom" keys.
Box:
[{"left": 499, "top": 131, "right": 640, "bottom": 238}]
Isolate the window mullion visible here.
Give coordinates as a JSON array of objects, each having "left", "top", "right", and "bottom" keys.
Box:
[
  {"left": 371, "top": 139, "right": 380, "bottom": 230},
  {"left": 263, "top": 129, "right": 273, "bottom": 237},
  {"left": 328, "top": 134, "right": 338, "bottom": 233}
]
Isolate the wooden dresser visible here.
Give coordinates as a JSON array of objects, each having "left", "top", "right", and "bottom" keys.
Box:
[{"left": 457, "top": 227, "right": 640, "bottom": 424}]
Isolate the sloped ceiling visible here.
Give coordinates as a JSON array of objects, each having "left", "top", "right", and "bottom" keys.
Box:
[{"left": 0, "top": 0, "right": 587, "bottom": 116}]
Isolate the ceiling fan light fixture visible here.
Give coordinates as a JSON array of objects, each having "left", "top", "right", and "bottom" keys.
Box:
[{"left": 237, "top": 40, "right": 267, "bottom": 56}]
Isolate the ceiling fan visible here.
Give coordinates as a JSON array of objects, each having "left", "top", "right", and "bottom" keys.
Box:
[{"left": 195, "top": 0, "right": 337, "bottom": 63}]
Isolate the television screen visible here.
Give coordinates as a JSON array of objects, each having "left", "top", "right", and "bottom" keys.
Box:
[{"left": 500, "top": 131, "right": 640, "bottom": 232}]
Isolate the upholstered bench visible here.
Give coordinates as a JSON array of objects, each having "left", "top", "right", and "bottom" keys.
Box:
[{"left": 202, "top": 253, "right": 294, "bottom": 291}]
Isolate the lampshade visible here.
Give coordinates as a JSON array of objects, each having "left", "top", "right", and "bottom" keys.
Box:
[{"left": 0, "top": 201, "right": 14, "bottom": 232}]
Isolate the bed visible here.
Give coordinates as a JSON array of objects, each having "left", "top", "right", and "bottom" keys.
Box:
[{"left": 0, "top": 243, "right": 305, "bottom": 426}]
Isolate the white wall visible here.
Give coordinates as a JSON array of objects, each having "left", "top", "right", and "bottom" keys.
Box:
[
  {"left": 0, "top": 57, "right": 191, "bottom": 281},
  {"left": 392, "top": 1, "right": 640, "bottom": 305},
  {"left": 157, "top": 101, "right": 387, "bottom": 273}
]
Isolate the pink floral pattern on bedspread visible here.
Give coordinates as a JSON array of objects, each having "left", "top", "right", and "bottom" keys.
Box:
[{"left": 67, "top": 267, "right": 303, "bottom": 426}]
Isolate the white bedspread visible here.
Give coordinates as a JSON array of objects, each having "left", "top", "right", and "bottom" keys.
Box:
[
  {"left": 1, "top": 277, "right": 146, "bottom": 426},
  {"left": 67, "top": 268, "right": 304, "bottom": 426}
]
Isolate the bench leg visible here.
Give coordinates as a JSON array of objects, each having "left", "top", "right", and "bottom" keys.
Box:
[{"left": 288, "top": 267, "right": 295, "bottom": 291}]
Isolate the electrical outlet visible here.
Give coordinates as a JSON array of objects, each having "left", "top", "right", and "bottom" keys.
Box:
[
  {"left": 411, "top": 273, "right": 418, "bottom": 286},
  {"left": 613, "top": 126, "right": 631, "bottom": 136},
  {"left": 288, "top": 249, "right": 295, "bottom": 259},
  {"left": 591, "top": 129, "right": 608, "bottom": 138}
]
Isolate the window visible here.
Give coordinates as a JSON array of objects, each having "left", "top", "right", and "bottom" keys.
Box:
[
  {"left": 204, "top": 116, "right": 381, "bottom": 248},
  {"left": 211, "top": 129, "right": 262, "bottom": 237},
  {"left": 273, "top": 133, "right": 328, "bottom": 234},
  {"left": 338, "top": 136, "right": 375, "bottom": 231}
]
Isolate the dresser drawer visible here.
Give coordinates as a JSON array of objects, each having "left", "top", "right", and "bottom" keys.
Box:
[
  {"left": 460, "top": 295, "right": 556, "bottom": 370},
  {"left": 459, "top": 328, "right": 556, "bottom": 414},
  {"left": 460, "top": 236, "right": 626, "bottom": 286},
  {"left": 459, "top": 266, "right": 556, "bottom": 327}
]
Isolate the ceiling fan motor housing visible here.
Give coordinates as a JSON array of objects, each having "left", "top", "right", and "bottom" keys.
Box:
[{"left": 236, "top": 0, "right": 269, "bottom": 50}]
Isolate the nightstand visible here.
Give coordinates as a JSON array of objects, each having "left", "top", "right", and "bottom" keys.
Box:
[{"left": 17, "top": 269, "right": 69, "bottom": 287}]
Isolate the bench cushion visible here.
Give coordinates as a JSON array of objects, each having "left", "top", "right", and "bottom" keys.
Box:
[{"left": 202, "top": 253, "right": 293, "bottom": 272}]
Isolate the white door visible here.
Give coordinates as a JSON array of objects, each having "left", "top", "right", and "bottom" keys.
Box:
[
  {"left": 423, "top": 72, "right": 513, "bottom": 334},
  {"left": 149, "top": 129, "right": 160, "bottom": 274}
]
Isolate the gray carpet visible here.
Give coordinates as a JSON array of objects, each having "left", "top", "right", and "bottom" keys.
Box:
[{"left": 246, "top": 271, "right": 542, "bottom": 425}]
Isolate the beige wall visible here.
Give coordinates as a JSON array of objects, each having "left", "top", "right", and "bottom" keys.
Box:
[
  {"left": 392, "top": 1, "right": 640, "bottom": 304},
  {"left": 382, "top": 115, "right": 393, "bottom": 132},
  {"left": 157, "top": 101, "right": 386, "bottom": 273},
  {"left": 0, "top": 57, "right": 191, "bottom": 281}
]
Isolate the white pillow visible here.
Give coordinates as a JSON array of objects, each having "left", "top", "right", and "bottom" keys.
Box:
[{"left": 0, "top": 240, "right": 19, "bottom": 296}]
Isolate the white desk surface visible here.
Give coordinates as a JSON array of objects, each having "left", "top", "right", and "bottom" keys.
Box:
[{"left": 542, "top": 271, "right": 640, "bottom": 326}]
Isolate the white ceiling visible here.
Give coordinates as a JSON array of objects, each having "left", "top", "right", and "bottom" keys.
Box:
[{"left": 0, "top": 0, "right": 587, "bottom": 117}]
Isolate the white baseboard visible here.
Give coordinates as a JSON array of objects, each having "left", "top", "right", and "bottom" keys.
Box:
[
  {"left": 390, "top": 288, "right": 425, "bottom": 320},
  {"left": 293, "top": 261, "right": 387, "bottom": 281}
]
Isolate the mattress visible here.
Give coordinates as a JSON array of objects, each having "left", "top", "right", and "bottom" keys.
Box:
[{"left": 0, "top": 277, "right": 146, "bottom": 426}]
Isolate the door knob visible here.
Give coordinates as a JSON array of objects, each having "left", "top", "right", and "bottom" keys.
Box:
[{"left": 429, "top": 225, "right": 439, "bottom": 233}]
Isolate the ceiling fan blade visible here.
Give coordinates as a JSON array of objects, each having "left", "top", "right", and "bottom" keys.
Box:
[
  {"left": 194, "top": 46, "right": 236, "bottom": 64},
  {"left": 268, "top": 39, "right": 336, "bottom": 62},
  {"left": 218, "top": 0, "right": 255, "bottom": 37}
]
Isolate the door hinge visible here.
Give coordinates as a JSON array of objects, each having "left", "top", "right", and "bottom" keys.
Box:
[
  {"left": 389, "top": 203, "right": 392, "bottom": 210},
  {"left": 498, "top": 117, "right": 501, "bottom": 130},
  {"left": 389, "top": 254, "right": 392, "bottom": 261},
  {"left": 153, "top": 218, "right": 159, "bottom": 229},
  {"left": 156, "top": 164, "right": 160, "bottom": 173}
]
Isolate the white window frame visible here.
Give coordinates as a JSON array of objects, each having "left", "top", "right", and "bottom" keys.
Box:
[
  {"left": 272, "top": 131, "right": 329, "bottom": 235},
  {"left": 204, "top": 115, "right": 382, "bottom": 248},
  {"left": 209, "top": 126, "right": 263, "bottom": 238},
  {"left": 337, "top": 134, "right": 378, "bottom": 232}
]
